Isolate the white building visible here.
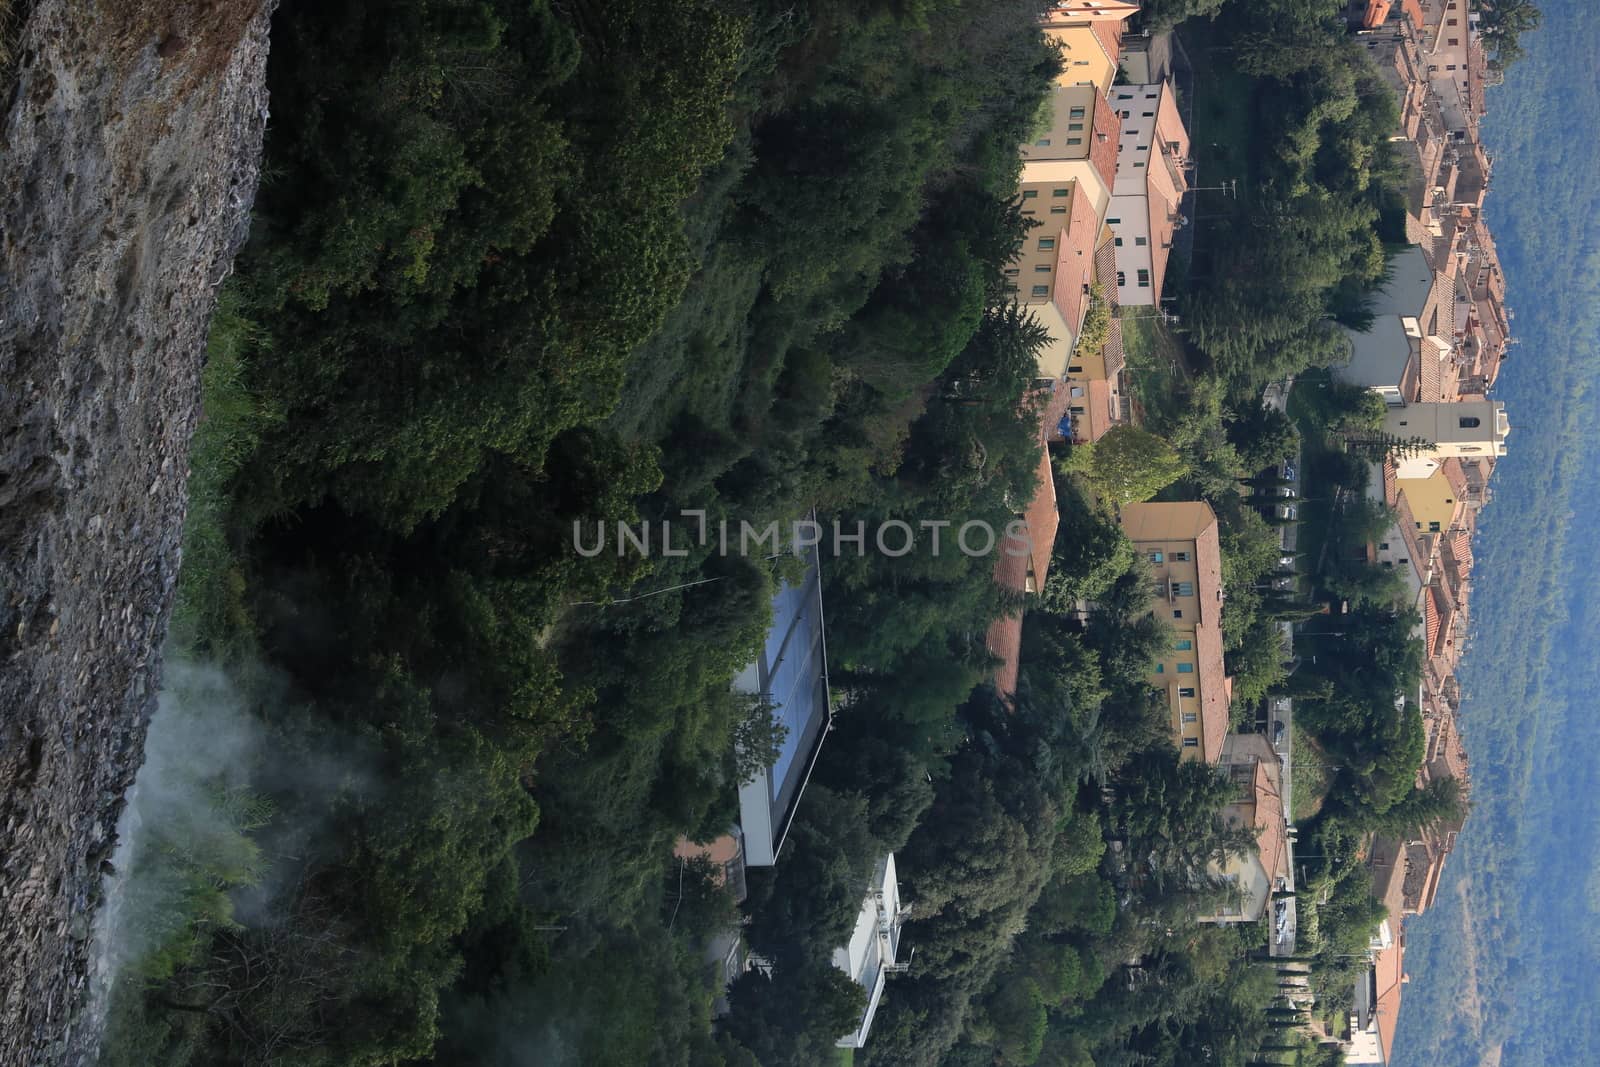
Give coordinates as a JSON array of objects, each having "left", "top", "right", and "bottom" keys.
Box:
[
  {"left": 833, "top": 854, "right": 908, "bottom": 1049},
  {"left": 1105, "top": 80, "right": 1189, "bottom": 307}
]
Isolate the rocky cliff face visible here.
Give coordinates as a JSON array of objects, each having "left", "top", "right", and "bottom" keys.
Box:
[{"left": 0, "top": 2, "right": 274, "bottom": 1062}]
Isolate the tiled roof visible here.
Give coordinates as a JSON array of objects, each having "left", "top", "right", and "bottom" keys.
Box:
[
  {"left": 1090, "top": 93, "right": 1119, "bottom": 192},
  {"left": 1373, "top": 934, "right": 1405, "bottom": 1064},
  {"left": 1025, "top": 446, "right": 1061, "bottom": 590},
  {"left": 1429, "top": 583, "right": 1455, "bottom": 657},
  {"left": 1251, "top": 757, "right": 1289, "bottom": 887},
  {"left": 1094, "top": 229, "right": 1120, "bottom": 310},
  {"left": 1102, "top": 316, "right": 1125, "bottom": 378},
  {"left": 1052, "top": 185, "right": 1101, "bottom": 335},
  {"left": 1092, "top": 18, "right": 1122, "bottom": 65},
  {"left": 986, "top": 613, "right": 1022, "bottom": 702}
]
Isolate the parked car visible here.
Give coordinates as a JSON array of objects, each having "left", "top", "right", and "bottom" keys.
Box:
[
  {"left": 1278, "top": 504, "right": 1297, "bottom": 520},
  {"left": 1278, "top": 555, "right": 1296, "bottom": 569},
  {"left": 1282, "top": 462, "right": 1297, "bottom": 480}
]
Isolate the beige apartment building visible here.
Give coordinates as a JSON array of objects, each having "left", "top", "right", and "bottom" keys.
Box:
[
  {"left": 1013, "top": 85, "right": 1118, "bottom": 380},
  {"left": 1118, "top": 501, "right": 1231, "bottom": 762}
]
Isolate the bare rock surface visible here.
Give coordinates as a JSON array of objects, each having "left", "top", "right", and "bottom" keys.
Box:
[{"left": 0, "top": 2, "right": 275, "bottom": 1062}]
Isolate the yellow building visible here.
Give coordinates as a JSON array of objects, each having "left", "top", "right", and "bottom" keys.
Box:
[
  {"left": 1118, "top": 501, "right": 1232, "bottom": 762},
  {"left": 1014, "top": 85, "right": 1119, "bottom": 380},
  {"left": 1040, "top": 14, "right": 1127, "bottom": 96},
  {"left": 1395, "top": 467, "right": 1465, "bottom": 536}
]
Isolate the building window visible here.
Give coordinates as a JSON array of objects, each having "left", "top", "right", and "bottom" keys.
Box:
[
  {"left": 1116, "top": 270, "right": 1127, "bottom": 286},
  {"left": 1035, "top": 264, "right": 1052, "bottom": 273},
  {"left": 1107, "top": 217, "right": 1121, "bottom": 224},
  {"left": 1068, "top": 365, "right": 1083, "bottom": 373},
  {"left": 1039, "top": 238, "right": 1055, "bottom": 250},
  {"left": 1379, "top": 542, "right": 1389, "bottom": 550},
  {"left": 1179, "top": 688, "right": 1196, "bottom": 699},
  {"left": 1183, "top": 737, "right": 1199, "bottom": 748},
  {"left": 1031, "top": 284, "right": 1049, "bottom": 298},
  {"left": 1050, "top": 206, "right": 1067, "bottom": 214},
  {"left": 1135, "top": 236, "right": 1147, "bottom": 246},
  {"left": 1149, "top": 551, "right": 1164, "bottom": 563},
  {"left": 1117, "top": 93, "right": 1132, "bottom": 100},
  {"left": 1182, "top": 712, "right": 1197, "bottom": 724},
  {"left": 1172, "top": 581, "right": 1193, "bottom": 597},
  {"left": 1004, "top": 268, "right": 1019, "bottom": 277},
  {"left": 1172, "top": 551, "right": 1189, "bottom": 562},
  {"left": 1067, "top": 137, "right": 1083, "bottom": 145},
  {"left": 1069, "top": 106, "right": 1086, "bottom": 118},
  {"left": 1177, "top": 663, "right": 1195, "bottom": 674},
  {"left": 1052, "top": 188, "right": 1070, "bottom": 198},
  {"left": 1142, "top": 111, "right": 1155, "bottom": 117},
  {"left": 1021, "top": 189, "right": 1038, "bottom": 199},
  {"left": 1460, "top": 416, "right": 1481, "bottom": 427},
  {"left": 1448, "top": 38, "right": 1459, "bottom": 46},
  {"left": 1429, "top": 521, "right": 1442, "bottom": 532},
  {"left": 1114, "top": 237, "right": 1124, "bottom": 247},
  {"left": 1133, "top": 161, "right": 1145, "bottom": 168},
  {"left": 1173, "top": 610, "right": 1183, "bottom": 619},
  {"left": 1174, "top": 640, "right": 1193, "bottom": 651},
  {"left": 1447, "top": 16, "right": 1458, "bottom": 23},
  {"left": 1156, "top": 663, "right": 1164, "bottom": 674},
  {"left": 1137, "top": 269, "right": 1151, "bottom": 287},
  {"left": 1004, "top": 283, "right": 1018, "bottom": 293},
  {"left": 1069, "top": 122, "right": 1085, "bottom": 131},
  {"left": 1137, "top": 144, "right": 1149, "bottom": 151}
]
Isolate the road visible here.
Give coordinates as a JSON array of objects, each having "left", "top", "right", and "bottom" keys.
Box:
[{"left": 1263, "top": 379, "right": 1298, "bottom": 884}]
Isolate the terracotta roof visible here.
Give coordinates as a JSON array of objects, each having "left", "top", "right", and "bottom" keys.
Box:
[
  {"left": 1089, "top": 93, "right": 1119, "bottom": 193},
  {"left": 1440, "top": 458, "right": 1469, "bottom": 498},
  {"left": 1092, "top": 19, "right": 1122, "bottom": 65},
  {"left": 1362, "top": 0, "right": 1393, "bottom": 28},
  {"left": 986, "top": 612, "right": 1022, "bottom": 702},
  {"left": 1052, "top": 186, "right": 1101, "bottom": 335},
  {"left": 1251, "top": 757, "right": 1288, "bottom": 887},
  {"left": 1429, "top": 583, "right": 1455, "bottom": 657},
  {"left": 1102, "top": 316, "right": 1125, "bottom": 378},
  {"left": 1093, "top": 228, "right": 1120, "bottom": 311},
  {"left": 1121, "top": 82, "right": 1189, "bottom": 305},
  {"left": 1401, "top": 0, "right": 1423, "bottom": 30},
  {"left": 1372, "top": 934, "right": 1405, "bottom": 1064},
  {"left": 1383, "top": 457, "right": 1399, "bottom": 508},
  {"left": 1446, "top": 528, "right": 1473, "bottom": 575},
  {"left": 1080, "top": 376, "right": 1116, "bottom": 443},
  {"left": 1025, "top": 446, "right": 1061, "bottom": 589}
]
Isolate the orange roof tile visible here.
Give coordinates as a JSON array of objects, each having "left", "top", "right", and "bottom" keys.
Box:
[
  {"left": 1025, "top": 446, "right": 1061, "bottom": 589},
  {"left": 986, "top": 613, "right": 1022, "bottom": 702},
  {"left": 1092, "top": 19, "right": 1122, "bottom": 64},
  {"left": 1090, "top": 93, "right": 1119, "bottom": 193},
  {"left": 1373, "top": 936, "right": 1406, "bottom": 1063},
  {"left": 1052, "top": 187, "right": 1101, "bottom": 334}
]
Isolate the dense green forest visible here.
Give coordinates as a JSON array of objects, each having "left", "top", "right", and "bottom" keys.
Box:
[
  {"left": 94, "top": 0, "right": 1476, "bottom": 1064},
  {"left": 1396, "top": 2, "right": 1598, "bottom": 1063}
]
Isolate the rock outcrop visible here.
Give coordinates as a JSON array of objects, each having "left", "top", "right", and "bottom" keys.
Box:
[{"left": 0, "top": 2, "right": 274, "bottom": 1062}]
